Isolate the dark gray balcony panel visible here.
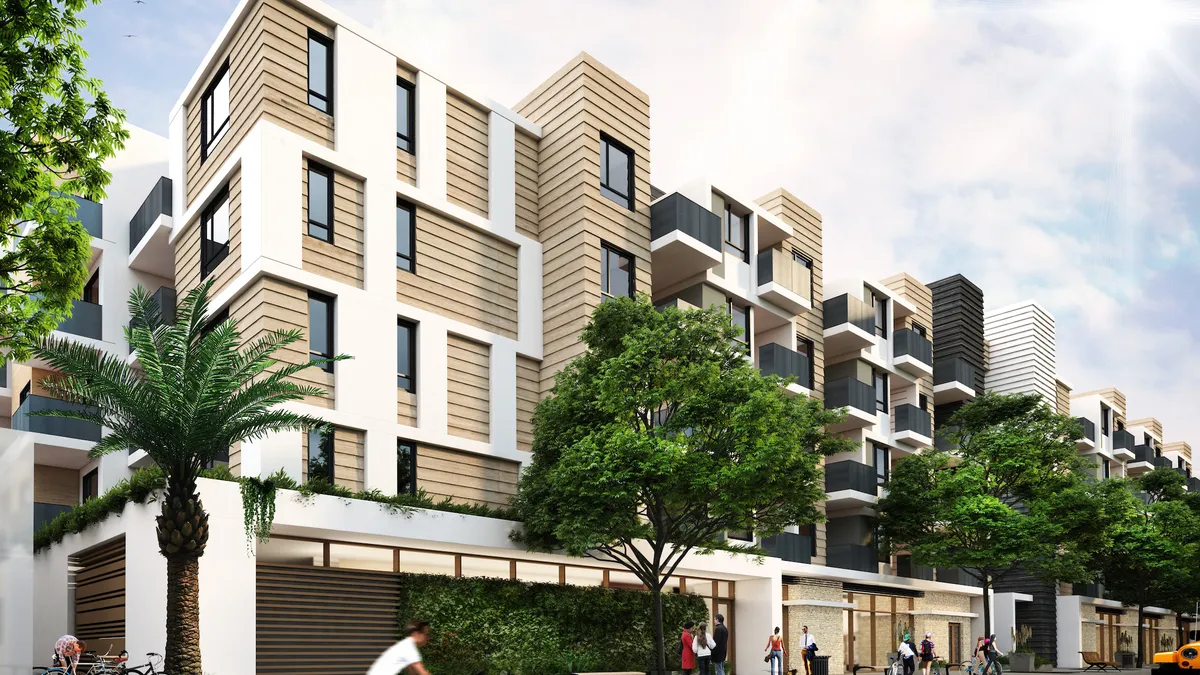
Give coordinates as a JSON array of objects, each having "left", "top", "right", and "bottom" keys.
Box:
[
  {"left": 1073, "top": 582, "right": 1105, "bottom": 599},
  {"left": 67, "top": 194, "right": 103, "bottom": 239},
  {"left": 896, "top": 556, "right": 934, "bottom": 580},
  {"left": 35, "top": 503, "right": 73, "bottom": 531},
  {"left": 825, "top": 377, "right": 875, "bottom": 415},
  {"left": 650, "top": 193, "right": 721, "bottom": 251},
  {"left": 1189, "top": 477, "right": 1200, "bottom": 493},
  {"left": 823, "top": 294, "right": 875, "bottom": 333},
  {"left": 1133, "top": 444, "right": 1156, "bottom": 463},
  {"left": 936, "top": 567, "right": 982, "bottom": 587},
  {"left": 894, "top": 328, "right": 933, "bottom": 365},
  {"left": 759, "top": 343, "right": 812, "bottom": 389},
  {"left": 129, "top": 176, "right": 173, "bottom": 253},
  {"left": 1151, "top": 456, "right": 1173, "bottom": 469},
  {"left": 14, "top": 394, "right": 101, "bottom": 442},
  {"left": 152, "top": 286, "right": 177, "bottom": 325},
  {"left": 825, "top": 460, "right": 878, "bottom": 496},
  {"left": 929, "top": 274, "right": 986, "bottom": 393},
  {"left": 827, "top": 543, "right": 878, "bottom": 573},
  {"left": 1076, "top": 417, "right": 1097, "bottom": 443},
  {"left": 933, "top": 357, "right": 976, "bottom": 387},
  {"left": 58, "top": 300, "right": 102, "bottom": 340},
  {"left": 894, "top": 404, "right": 932, "bottom": 438},
  {"left": 761, "top": 532, "right": 813, "bottom": 564},
  {"left": 1113, "top": 429, "right": 1134, "bottom": 451}
]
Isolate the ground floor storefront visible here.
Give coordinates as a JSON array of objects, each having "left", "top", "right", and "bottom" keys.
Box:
[{"left": 1059, "top": 595, "right": 1187, "bottom": 668}]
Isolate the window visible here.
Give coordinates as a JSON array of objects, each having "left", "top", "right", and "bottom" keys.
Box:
[
  {"left": 307, "top": 427, "right": 333, "bottom": 483},
  {"left": 874, "top": 444, "right": 889, "bottom": 486},
  {"left": 1100, "top": 404, "right": 1111, "bottom": 437},
  {"left": 601, "top": 244, "right": 634, "bottom": 299},
  {"left": 1144, "top": 433, "right": 1153, "bottom": 446},
  {"left": 200, "top": 186, "right": 230, "bottom": 280},
  {"left": 1102, "top": 459, "right": 1110, "bottom": 480},
  {"left": 726, "top": 529, "right": 753, "bottom": 542},
  {"left": 728, "top": 301, "right": 749, "bottom": 352},
  {"left": 724, "top": 203, "right": 749, "bottom": 263},
  {"left": 795, "top": 336, "right": 815, "bottom": 390},
  {"left": 397, "top": 319, "right": 416, "bottom": 391},
  {"left": 82, "top": 270, "right": 99, "bottom": 304},
  {"left": 397, "top": 441, "right": 416, "bottom": 495},
  {"left": 919, "top": 393, "right": 929, "bottom": 411},
  {"left": 1117, "top": 419, "right": 1125, "bottom": 432},
  {"left": 599, "top": 134, "right": 633, "bottom": 210},
  {"left": 870, "top": 290, "right": 888, "bottom": 338},
  {"left": 307, "top": 162, "right": 333, "bottom": 243},
  {"left": 81, "top": 469, "right": 98, "bottom": 502},
  {"left": 204, "top": 308, "right": 229, "bottom": 337},
  {"left": 912, "top": 322, "right": 927, "bottom": 339},
  {"left": 19, "top": 381, "right": 30, "bottom": 405},
  {"left": 874, "top": 369, "right": 888, "bottom": 412},
  {"left": 797, "top": 524, "right": 818, "bottom": 557},
  {"left": 396, "top": 199, "right": 415, "bottom": 271},
  {"left": 204, "top": 446, "right": 230, "bottom": 470},
  {"left": 791, "top": 249, "right": 813, "bottom": 301},
  {"left": 308, "top": 293, "right": 334, "bottom": 373},
  {"left": 396, "top": 79, "right": 414, "bottom": 153},
  {"left": 200, "top": 60, "right": 230, "bottom": 161},
  {"left": 307, "top": 32, "right": 333, "bottom": 114}
]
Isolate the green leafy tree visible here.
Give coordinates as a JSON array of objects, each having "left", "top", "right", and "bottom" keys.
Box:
[
  {"left": 0, "top": 0, "right": 129, "bottom": 359},
  {"left": 512, "top": 296, "right": 853, "bottom": 673},
  {"left": 33, "top": 280, "right": 346, "bottom": 675},
  {"left": 876, "top": 392, "right": 1100, "bottom": 638}
]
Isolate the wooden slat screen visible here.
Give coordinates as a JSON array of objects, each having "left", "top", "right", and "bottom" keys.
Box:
[
  {"left": 72, "top": 536, "right": 126, "bottom": 656},
  {"left": 256, "top": 563, "right": 401, "bottom": 674}
]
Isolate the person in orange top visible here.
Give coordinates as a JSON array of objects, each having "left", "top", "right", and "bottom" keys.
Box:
[
  {"left": 765, "top": 627, "right": 786, "bottom": 675},
  {"left": 682, "top": 621, "right": 697, "bottom": 674}
]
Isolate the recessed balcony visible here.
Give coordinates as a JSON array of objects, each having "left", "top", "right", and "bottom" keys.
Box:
[
  {"left": 758, "top": 343, "right": 812, "bottom": 393},
  {"left": 893, "top": 404, "right": 933, "bottom": 449},
  {"left": 128, "top": 176, "right": 174, "bottom": 278},
  {"left": 823, "top": 294, "right": 875, "bottom": 355},
  {"left": 650, "top": 193, "right": 722, "bottom": 288},
  {"left": 825, "top": 460, "right": 879, "bottom": 509},
  {"left": 896, "top": 556, "right": 935, "bottom": 580},
  {"left": 893, "top": 328, "right": 933, "bottom": 378},
  {"left": 761, "top": 532, "right": 813, "bottom": 564},
  {"left": 825, "top": 376, "right": 877, "bottom": 431},
  {"left": 57, "top": 299, "right": 103, "bottom": 341},
  {"left": 1076, "top": 417, "right": 1097, "bottom": 451},
  {"left": 13, "top": 394, "right": 101, "bottom": 442},
  {"left": 933, "top": 357, "right": 976, "bottom": 404},
  {"left": 1112, "top": 429, "right": 1135, "bottom": 461},
  {"left": 756, "top": 248, "right": 812, "bottom": 315}
]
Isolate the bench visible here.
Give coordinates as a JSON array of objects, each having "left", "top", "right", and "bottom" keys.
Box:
[
  {"left": 1080, "top": 652, "right": 1121, "bottom": 672},
  {"left": 853, "top": 665, "right": 888, "bottom": 675}
]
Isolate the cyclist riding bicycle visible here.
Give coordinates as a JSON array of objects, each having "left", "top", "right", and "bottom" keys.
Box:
[{"left": 53, "top": 635, "right": 86, "bottom": 674}]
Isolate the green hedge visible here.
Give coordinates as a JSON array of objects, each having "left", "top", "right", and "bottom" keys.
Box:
[{"left": 396, "top": 573, "right": 710, "bottom": 675}]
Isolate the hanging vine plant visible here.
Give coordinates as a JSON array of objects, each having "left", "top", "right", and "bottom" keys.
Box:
[{"left": 239, "top": 469, "right": 294, "bottom": 552}]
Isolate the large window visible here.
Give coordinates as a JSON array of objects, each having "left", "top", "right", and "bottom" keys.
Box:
[
  {"left": 599, "top": 134, "right": 633, "bottom": 210},
  {"left": 398, "top": 441, "right": 416, "bottom": 495},
  {"left": 796, "top": 335, "right": 815, "bottom": 390},
  {"left": 600, "top": 243, "right": 634, "bottom": 299},
  {"left": 874, "top": 445, "right": 889, "bottom": 487},
  {"left": 874, "top": 369, "right": 888, "bottom": 412},
  {"left": 396, "top": 199, "right": 415, "bottom": 271},
  {"left": 870, "top": 290, "right": 888, "bottom": 338},
  {"left": 396, "top": 79, "right": 415, "bottom": 153},
  {"left": 308, "top": 293, "right": 334, "bottom": 373},
  {"left": 307, "top": 31, "right": 333, "bottom": 114},
  {"left": 81, "top": 468, "right": 98, "bottom": 502},
  {"left": 307, "top": 162, "right": 333, "bottom": 243},
  {"left": 200, "top": 186, "right": 230, "bottom": 280},
  {"left": 200, "top": 60, "right": 230, "bottom": 161},
  {"left": 397, "top": 319, "right": 416, "bottom": 392},
  {"left": 308, "top": 427, "right": 333, "bottom": 483},
  {"left": 729, "top": 301, "right": 749, "bottom": 352},
  {"left": 724, "top": 203, "right": 749, "bottom": 263}
]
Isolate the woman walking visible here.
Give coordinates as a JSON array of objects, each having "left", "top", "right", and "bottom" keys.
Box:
[
  {"left": 898, "top": 633, "right": 917, "bottom": 675},
  {"left": 765, "top": 627, "right": 786, "bottom": 675},
  {"left": 920, "top": 632, "right": 936, "bottom": 675},
  {"left": 693, "top": 622, "right": 716, "bottom": 675}
]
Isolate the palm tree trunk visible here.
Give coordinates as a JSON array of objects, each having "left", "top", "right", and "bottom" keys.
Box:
[{"left": 165, "top": 554, "right": 203, "bottom": 675}]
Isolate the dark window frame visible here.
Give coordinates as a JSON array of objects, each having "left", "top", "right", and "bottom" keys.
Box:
[
  {"left": 912, "top": 321, "right": 928, "bottom": 339},
  {"left": 871, "top": 291, "right": 888, "bottom": 338},
  {"left": 200, "top": 59, "right": 231, "bottom": 162},
  {"left": 791, "top": 248, "right": 814, "bottom": 302},
  {"left": 396, "top": 198, "right": 416, "bottom": 272},
  {"left": 396, "top": 78, "right": 415, "bottom": 153},
  {"left": 306, "top": 161, "right": 334, "bottom": 243},
  {"left": 919, "top": 393, "right": 929, "bottom": 411},
  {"left": 728, "top": 300, "right": 750, "bottom": 352},
  {"left": 874, "top": 369, "right": 888, "bottom": 412},
  {"left": 200, "top": 185, "right": 231, "bottom": 280},
  {"left": 874, "top": 444, "right": 890, "bottom": 486},
  {"left": 19, "top": 381, "right": 30, "bottom": 405},
  {"left": 306, "top": 30, "right": 334, "bottom": 115},
  {"left": 600, "top": 242, "right": 635, "bottom": 299},
  {"left": 724, "top": 204, "right": 750, "bottom": 263},
  {"left": 599, "top": 133, "right": 634, "bottom": 210},
  {"left": 397, "top": 319, "right": 416, "bottom": 392},
  {"left": 81, "top": 468, "right": 99, "bottom": 502},
  {"left": 307, "top": 427, "right": 334, "bottom": 483},
  {"left": 397, "top": 440, "right": 417, "bottom": 495},
  {"left": 308, "top": 292, "right": 335, "bottom": 373},
  {"left": 1100, "top": 403, "right": 1111, "bottom": 436},
  {"left": 82, "top": 270, "right": 99, "bottom": 304},
  {"left": 797, "top": 524, "right": 819, "bottom": 557},
  {"left": 795, "top": 334, "right": 816, "bottom": 390}
]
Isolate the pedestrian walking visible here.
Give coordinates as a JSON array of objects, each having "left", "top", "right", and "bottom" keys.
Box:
[
  {"left": 799, "top": 625, "right": 817, "bottom": 675},
  {"left": 765, "top": 626, "right": 786, "bottom": 675},
  {"left": 682, "top": 621, "right": 697, "bottom": 675},
  {"left": 920, "top": 632, "right": 936, "bottom": 675},
  {"left": 898, "top": 633, "right": 917, "bottom": 675},
  {"left": 693, "top": 622, "right": 716, "bottom": 675},
  {"left": 972, "top": 636, "right": 987, "bottom": 674},
  {"left": 367, "top": 620, "right": 432, "bottom": 675},
  {"left": 712, "top": 614, "right": 730, "bottom": 675}
]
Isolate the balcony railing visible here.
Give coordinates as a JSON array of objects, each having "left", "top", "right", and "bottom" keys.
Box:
[
  {"left": 1151, "top": 456, "right": 1173, "bottom": 470},
  {"left": 936, "top": 568, "right": 981, "bottom": 587},
  {"left": 756, "top": 248, "right": 812, "bottom": 301},
  {"left": 761, "top": 532, "right": 813, "bottom": 564},
  {"left": 827, "top": 543, "right": 878, "bottom": 573},
  {"left": 1074, "top": 582, "right": 1105, "bottom": 599},
  {"left": 825, "top": 377, "right": 875, "bottom": 415},
  {"left": 1113, "top": 429, "right": 1135, "bottom": 452},
  {"left": 66, "top": 194, "right": 103, "bottom": 239},
  {"left": 825, "top": 460, "right": 878, "bottom": 495},
  {"left": 35, "top": 503, "right": 73, "bottom": 531},
  {"left": 128, "top": 287, "right": 177, "bottom": 348},
  {"left": 893, "top": 328, "right": 933, "bottom": 366},
  {"left": 894, "top": 404, "right": 932, "bottom": 438},
  {"left": 1076, "top": 417, "right": 1097, "bottom": 443},
  {"left": 1189, "top": 477, "right": 1200, "bottom": 493},
  {"left": 129, "top": 176, "right": 172, "bottom": 254},
  {"left": 823, "top": 293, "right": 875, "bottom": 334},
  {"left": 58, "top": 299, "right": 103, "bottom": 340},
  {"left": 758, "top": 343, "right": 812, "bottom": 389},
  {"left": 896, "top": 556, "right": 935, "bottom": 580},
  {"left": 933, "top": 357, "right": 976, "bottom": 387},
  {"left": 13, "top": 394, "right": 101, "bottom": 442},
  {"left": 649, "top": 193, "right": 721, "bottom": 251}
]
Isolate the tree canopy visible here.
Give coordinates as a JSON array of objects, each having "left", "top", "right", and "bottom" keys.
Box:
[
  {"left": 513, "top": 296, "right": 853, "bottom": 672},
  {"left": 0, "top": 0, "right": 128, "bottom": 359}
]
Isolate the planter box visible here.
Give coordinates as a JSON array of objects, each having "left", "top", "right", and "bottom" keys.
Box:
[
  {"left": 1009, "top": 653, "right": 1035, "bottom": 672},
  {"left": 1116, "top": 652, "right": 1136, "bottom": 669}
]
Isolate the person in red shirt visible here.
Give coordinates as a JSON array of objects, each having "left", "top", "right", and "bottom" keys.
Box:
[{"left": 682, "top": 621, "right": 697, "bottom": 674}]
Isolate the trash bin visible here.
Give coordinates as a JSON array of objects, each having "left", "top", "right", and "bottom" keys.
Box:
[{"left": 812, "top": 655, "right": 831, "bottom": 675}]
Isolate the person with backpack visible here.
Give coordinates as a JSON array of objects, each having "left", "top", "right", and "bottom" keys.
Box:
[
  {"left": 980, "top": 634, "right": 1003, "bottom": 675},
  {"left": 693, "top": 622, "right": 717, "bottom": 675},
  {"left": 764, "top": 627, "right": 786, "bottom": 675},
  {"left": 919, "top": 632, "right": 936, "bottom": 675},
  {"left": 898, "top": 633, "right": 917, "bottom": 675},
  {"left": 681, "top": 621, "right": 697, "bottom": 675}
]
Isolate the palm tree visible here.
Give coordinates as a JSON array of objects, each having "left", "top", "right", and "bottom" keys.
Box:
[{"left": 33, "top": 279, "right": 345, "bottom": 675}]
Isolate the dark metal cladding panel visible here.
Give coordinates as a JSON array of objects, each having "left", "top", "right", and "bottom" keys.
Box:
[{"left": 929, "top": 274, "right": 986, "bottom": 392}]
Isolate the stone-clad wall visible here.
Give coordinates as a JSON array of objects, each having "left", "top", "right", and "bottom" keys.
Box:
[
  {"left": 912, "top": 592, "right": 972, "bottom": 664},
  {"left": 786, "top": 581, "right": 847, "bottom": 675},
  {"left": 1081, "top": 603, "right": 1098, "bottom": 654}
]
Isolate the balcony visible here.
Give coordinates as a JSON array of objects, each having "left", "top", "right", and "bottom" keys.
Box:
[
  {"left": 893, "top": 404, "right": 933, "bottom": 449},
  {"left": 756, "top": 248, "right": 812, "bottom": 315},
  {"left": 1073, "top": 582, "right": 1105, "bottom": 599},
  {"left": 825, "top": 460, "right": 879, "bottom": 508},
  {"left": 1076, "top": 417, "right": 1097, "bottom": 451},
  {"left": 761, "top": 532, "right": 813, "bottom": 564},
  {"left": 933, "top": 357, "right": 976, "bottom": 404},
  {"left": 1189, "top": 477, "right": 1200, "bottom": 493},
  {"left": 128, "top": 287, "right": 177, "bottom": 352},
  {"left": 1113, "top": 429, "right": 1135, "bottom": 460},
  {"left": 67, "top": 194, "right": 103, "bottom": 239},
  {"left": 758, "top": 343, "right": 812, "bottom": 392},
  {"left": 823, "top": 294, "right": 875, "bottom": 355},
  {"left": 13, "top": 394, "right": 101, "bottom": 442},
  {"left": 825, "top": 377, "right": 877, "bottom": 430},
  {"left": 893, "top": 328, "right": 933, "bottom": 378},
  {"left": 128, "top": 177, "right": 175, "bottom": 278},
  {"left": 936, "top": 568, "right": 981, "bottom": 587},
  {"left": 35, "top": 502, "right": 74, "bottom": 531},
  {"left": 896, "top": 556, "right": 934, "bottom": 580},
  {"left": 1128, "top": 445, "right": 1157, "bottom": 475},
  {"left": 650, "top": 193, "right": 722, "bottom": 287},
  {"left": 1152, "top": 456, "right": 1173, "bottom": 470},
  {"left": 827, "top": 543, "right": 879, "bottom": 573},
  {"left": 57, "top": 300, "right": 102, "bottom": 341}
]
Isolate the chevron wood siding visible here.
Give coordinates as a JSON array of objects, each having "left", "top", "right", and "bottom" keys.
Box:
[
  {"left": 395, "top": 63, "right": 417, "bottom": 185},
  {"left": 514, "top": 132, "right": 539, "bottom": 240},
  {"left": 1055, "top": 378, "right": 1072, "bottom": 416},
  {"left": 416, "top": 444, "right": 518, "bottom": 510},
  {"left": 34, "top": 465, "right": 78, "bottom": 506},
  {"left": 447, "top": 335, "right": 490, "bottom": 442},
  {"left": 516, "top": 355, "right": 539, "bottom": 451},
  {"left": 446, "top": 92, "right": 489, "bottom": 217},
  {"left": 301, "top": 158, "right": 365, "bottom": 289},
  {"left": 302, "top": 426, "right": 365, "bottom": 490}
]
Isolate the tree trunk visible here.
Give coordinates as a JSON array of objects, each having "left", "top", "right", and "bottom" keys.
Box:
[
  {"left": 982, "top": 572, "right": 992, "bottom": 640},
  {"left": 1137, "top": 604, "right": 1146, "bottom": 668},
  {"left": 652, "top": 587, "right": 667, "bottom": 675},
  {"left": 165, "top": 554, "right": 202, "bottom": 675}
]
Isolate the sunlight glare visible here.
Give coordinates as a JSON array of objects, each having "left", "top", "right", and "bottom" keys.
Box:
[{"left": 1080, "top": 0, "right": 1175, "bottom": 58}]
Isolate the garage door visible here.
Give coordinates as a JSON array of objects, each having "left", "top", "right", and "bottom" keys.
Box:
[
  {"left": 73, "top": 536, "right": 126, "bottom": 657},
  {"left": 256, "top": 563, "right": 401, "bottom": 675}
]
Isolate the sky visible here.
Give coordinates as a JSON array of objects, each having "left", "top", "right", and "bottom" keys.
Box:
[{"left": 80, "top": 0, "right": 1200, "bottom": 444}]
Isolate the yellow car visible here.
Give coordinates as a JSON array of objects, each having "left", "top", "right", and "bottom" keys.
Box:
[{"left": 1154, "top": 641, "right": 1200, "bottom": 672}]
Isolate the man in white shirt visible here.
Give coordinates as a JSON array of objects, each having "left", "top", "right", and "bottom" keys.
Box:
[
  {"left": 800, "top": 626, "right": 817, "bottom": 675},
  {"left": 368, "top": 621, "right": 431, "bottom": 675}
]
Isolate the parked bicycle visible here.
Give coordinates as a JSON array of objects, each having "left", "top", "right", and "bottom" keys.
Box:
[{"left": 117, "top": 652, "right": 163, "bottom": 675}]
